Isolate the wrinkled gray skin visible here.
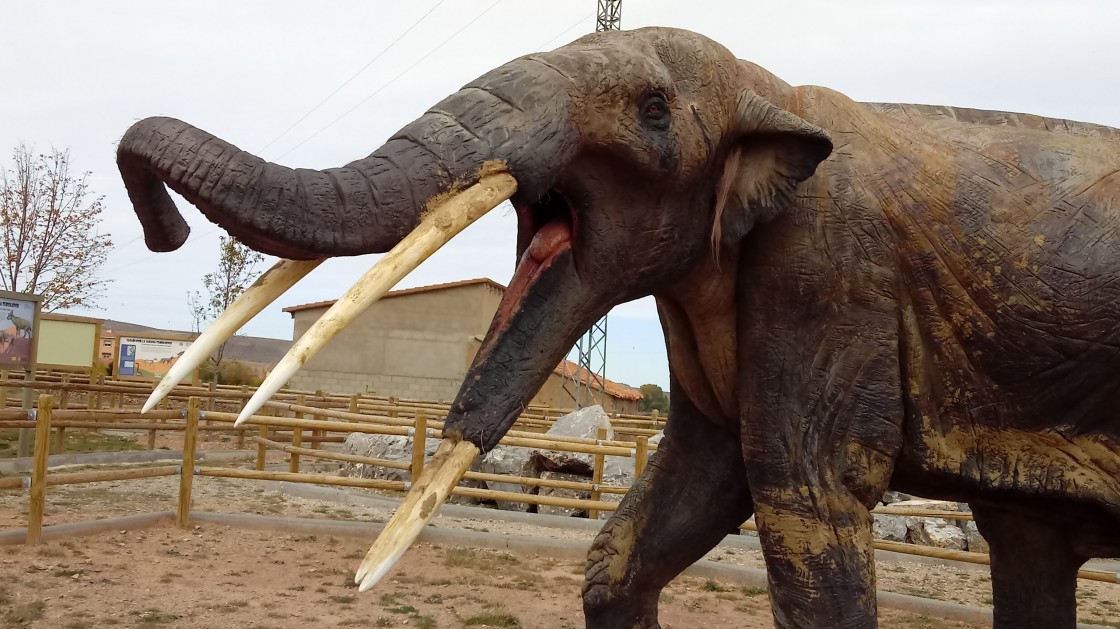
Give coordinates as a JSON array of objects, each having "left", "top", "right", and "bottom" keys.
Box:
[{"left": 118, "top": 28, "right": 1120, "bottom": 629}]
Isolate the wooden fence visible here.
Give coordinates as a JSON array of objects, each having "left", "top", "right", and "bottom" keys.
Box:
[{"left": 1, "top": 390, "right": 1116, "bottom": 585}]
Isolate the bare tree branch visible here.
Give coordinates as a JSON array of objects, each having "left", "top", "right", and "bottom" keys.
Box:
[{"left": 0, "top": 143, "right": 113, "bottom": 311}]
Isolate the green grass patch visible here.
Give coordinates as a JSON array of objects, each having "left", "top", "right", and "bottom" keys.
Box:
[
  {"left": 703, "top": 579, "right": 729, "bottom": 592},
  {"left": 0, "top": 428, "right": 145, "bottom": 459},
  {"left": 443, "top": 548, "right": 520, "bottom": 571},
  {"left": 463, "top": 613, "right": 521, "bottom": 628},
  {"left": 4, "top": 600, "right": 46, "bottom": 626}
]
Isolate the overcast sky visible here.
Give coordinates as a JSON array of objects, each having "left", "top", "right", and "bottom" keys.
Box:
[{"left": 2, "top": 1, "right": 1117, "bottom": 390}]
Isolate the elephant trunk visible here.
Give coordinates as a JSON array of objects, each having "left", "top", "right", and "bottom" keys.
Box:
[{"left": 117, "top": 58, "right": 578, "bottom": 259}]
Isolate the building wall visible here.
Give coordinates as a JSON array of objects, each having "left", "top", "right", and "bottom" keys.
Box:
[
  {"left": 285, "top": 281, "right": 641, "bottom": 411},
  {"left": 287, "top": 283, "right": 503, "bottom": 402}
]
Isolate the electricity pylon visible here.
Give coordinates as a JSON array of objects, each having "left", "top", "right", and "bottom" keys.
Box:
[{"left": 565, "top": 1, "right": 621, "bottom": 410}]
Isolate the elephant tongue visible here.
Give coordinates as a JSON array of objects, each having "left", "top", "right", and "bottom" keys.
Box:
[
  {"left": 527, "top": 219, "right": 571, "bottom": 263},
  {"left": 491, "top": 220, "right": 572, "bottom": 334}
]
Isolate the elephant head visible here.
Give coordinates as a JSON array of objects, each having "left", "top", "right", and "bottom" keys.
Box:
[{"left": 118, "top": 26, "right": 832, "bottom": 588}]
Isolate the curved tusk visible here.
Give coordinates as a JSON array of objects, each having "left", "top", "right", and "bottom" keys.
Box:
[
  {"left": 142, "top": 258, "right": 324, "bottom": 413},
  {"left": 234, "top": 171, "right": 517, "bottom": 426},
  {"left": 355, "top": 438, "right": 480, "bottom": 591}
]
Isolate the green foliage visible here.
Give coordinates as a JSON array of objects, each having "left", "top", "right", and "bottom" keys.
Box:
[
  {"left": 638, "top": 383, "right": 669, "bottom": 413},
  {"left": 206, "top": 360, "right": 263, "bottom": 386},
  {"left": 188, "top": 235, "right": 264, "bottom": 371}
]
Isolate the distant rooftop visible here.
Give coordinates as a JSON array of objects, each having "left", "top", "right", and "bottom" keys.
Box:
[
  {"left": 283, "top": 278, "right": 506, "bottom": 314},
  {"left": 102, "top": 319, "right": 290, "bottom": 365}
]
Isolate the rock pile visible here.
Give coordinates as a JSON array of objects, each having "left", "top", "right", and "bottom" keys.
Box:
[
  {"left": 874, "top": 493, "right": 987, "bottom": 553},
  {"left": 339, "top": 411, "right": 987, "bottom": 549},
  {"left": 340, "top": 405, "right": 645, "bottom": 517}
]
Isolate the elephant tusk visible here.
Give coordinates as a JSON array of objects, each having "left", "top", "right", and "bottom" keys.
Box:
[
  {"left": 142, "top": 258, "right": 325, "bottom": 413},
  {"left": 355, "top": 438, "right": 480, "bottom": 591},
  {"left": 233, "top": 171, "right": 518, "bottom": 426}
]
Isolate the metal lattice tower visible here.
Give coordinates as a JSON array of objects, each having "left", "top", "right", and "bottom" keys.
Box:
[
  {"left": 596, "top": 0, "right": 622, "bottom": 33},
  {"left": 564, "top": 1, "right": 621, "bottom": 410}
]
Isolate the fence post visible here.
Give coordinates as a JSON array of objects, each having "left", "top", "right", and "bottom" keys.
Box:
[
  {"left": 348, "top": 394, "right": 359, "bottom": 414},
  {"left": 59, "top": 374, "right": 70, "bottom": 410},
  {"left": 54, "top": 424, "right": 66, "bottom": 455},
  {"left": 588, "top": 427, "right": 607, "bottom": 520},
  {"left": 206, "top": 381, "right": 216, "bottom": 418},
  {"left": 177, "top": 397, "right": 200, "bottom": 528},
  {"left": 310, "top": 389, "right": 324, "bottom": 449},
  {"left": 255, "top": 408, "right": 269, "bottom": 471},
  {"left": 290, "top": 395, "right": 305, "bottom": 473},
  {"left": 16, "top": 370, "right": 36, "bottom": 458},
  {"left": 0, "top": 369, "right": 8, "bottom": 408},
  {"left": 411, "top": 412, "right": 428, "bottom": 482},
  {"left": 237, "top": 384, "right": 249, "bottom": 448},
  {"left": 27, "top": 394, "right": 54, "bottom": 544},
  {"left": 634, "top": 436, "right": 649, "bottom": 478}
]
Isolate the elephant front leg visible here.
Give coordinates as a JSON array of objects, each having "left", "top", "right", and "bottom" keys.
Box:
[
  {"left": 751, "top": 480, "right": 882, "bottom": 628},
  {"left": 582, "top": 386, "right": 752, "bottom": 629},
  {"left": 742, "top": 325, "right": 903, "bottom": 628}
]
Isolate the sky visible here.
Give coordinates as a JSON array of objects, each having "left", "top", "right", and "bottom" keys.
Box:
[{"left": 2, "top": 1, "right": 1118, "bottom": 390}]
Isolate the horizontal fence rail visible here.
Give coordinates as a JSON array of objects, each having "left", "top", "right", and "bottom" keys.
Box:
[{"left": 2, "top": 386, "right": 1115, "bottom": 587}]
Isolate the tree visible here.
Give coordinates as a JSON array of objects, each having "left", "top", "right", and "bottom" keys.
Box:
[
  {"left": 189, "top": 235, "right": 264, "bottom": 378},
  {"left": 0, "top": 143, "right": 113, "bottom": 311},
  {"left": 639, "top": 383, "right": 669, "bottom": 413}
]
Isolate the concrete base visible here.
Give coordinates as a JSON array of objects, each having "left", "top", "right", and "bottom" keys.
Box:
[{"left": 0, "top": 448, "right": 255, "bottom": 473}]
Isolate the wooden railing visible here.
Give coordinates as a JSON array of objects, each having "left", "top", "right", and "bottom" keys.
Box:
[{"left": 2, "top": 391, "right": 1116, "bottom": 585}]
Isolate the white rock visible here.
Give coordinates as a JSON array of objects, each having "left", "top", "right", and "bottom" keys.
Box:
[
  {"left": 907, "top": 517, "right": 967, "bottom": 550},
  {"left": 873, "top": 514, "right": 908, "bottom": 542},
  {"left": 341, "top": 433, "right": 439, "bottom": 482},
  {"left": 472, "top": 445, "right": 534, "bottom": 511},
  {"left": 963, "top": 520, "right": 989, "bottom": 553},
  {"left": 537, "top": 471, "right": 592, "bottom": 517}
]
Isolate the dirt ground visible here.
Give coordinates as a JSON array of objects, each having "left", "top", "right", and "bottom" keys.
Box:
[
  {"left": 2, "top": 525, "right": 986, "bottom": 629},
  {"left": 1, "top": 451, "right": 1118, "bottom": 627}
]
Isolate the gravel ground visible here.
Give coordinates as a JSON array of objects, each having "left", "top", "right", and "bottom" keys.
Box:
[{"left": 1, "top": 454, "right": 1118, "bottom": 626}]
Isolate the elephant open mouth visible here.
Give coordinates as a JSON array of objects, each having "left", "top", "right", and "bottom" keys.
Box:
[{"left": 499, "top": 188, "right": 577, "bottom": 330}]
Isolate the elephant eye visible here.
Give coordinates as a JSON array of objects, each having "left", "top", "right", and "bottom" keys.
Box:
[{"left": 640, "top": 92, "right": 671, "bottom": 130}]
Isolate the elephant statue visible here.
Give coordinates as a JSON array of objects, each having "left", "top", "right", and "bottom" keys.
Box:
[{"left": 116, "top": 27, "right": 1119, "bottom": 629}]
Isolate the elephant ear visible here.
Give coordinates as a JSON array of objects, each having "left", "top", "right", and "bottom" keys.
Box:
[{"left": 713, "top": 91, "right": 833, "bottom": 247}]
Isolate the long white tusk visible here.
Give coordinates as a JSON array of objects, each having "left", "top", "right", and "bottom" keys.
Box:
[
  {"left": 234, "top": 171, "right": 518, "bottom": 426},
  {"left": 142, "top": 258, "right": 324, "bottom": 413},
  {"left": 355, "top": 438, "right": 480, "bottom": 591}
]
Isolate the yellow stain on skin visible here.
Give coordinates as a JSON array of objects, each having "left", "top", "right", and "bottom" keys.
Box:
[
  {"left": 919, "top": 421, "right": 1120, "bottom": 505},
  {"left": 1033, "top": 234, "right": 1046, "bottom": 246},
  {"left": 605, "top": 519, "right": 638, "bottom": 583}
]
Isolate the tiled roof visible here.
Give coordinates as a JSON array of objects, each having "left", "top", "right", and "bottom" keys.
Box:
[
  {"left": 554, "top": 359, "right": 643, "bottom": 401},
  {"left": 282, "top": 278, "right": 505, "bottom": 314}
]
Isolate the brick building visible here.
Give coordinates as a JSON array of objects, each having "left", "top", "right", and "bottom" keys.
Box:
[{"left": 283, "top": 279, "right": 642, "bottom": 413}]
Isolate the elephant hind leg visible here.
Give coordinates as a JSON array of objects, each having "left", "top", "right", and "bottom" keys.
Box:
[{"left": 972, "top": 503, "right": 1086, "bottom": 629}]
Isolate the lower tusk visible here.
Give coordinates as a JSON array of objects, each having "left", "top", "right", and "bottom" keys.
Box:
[
  {"left": 234, "top": 171, "right": 518, "bottom": 426},
  {"left": 354, "top": 439, "right": 480, "bottom": 591},
  {"left": 142, "top": 258, "right": 324, "bottom": 413}
]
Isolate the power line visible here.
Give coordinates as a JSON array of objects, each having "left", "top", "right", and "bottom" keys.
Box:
[
  {"left": 257, "top": 1, "right": 448, "bottom": 156},
  {"left": 536, "top": 12, "right": 594, "bottom": 51},
  {"left": 274, "top": 0, "right": 507, "bottom": 161}
]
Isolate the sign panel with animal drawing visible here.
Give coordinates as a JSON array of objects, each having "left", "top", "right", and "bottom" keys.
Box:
[
  {"left": 0, "top": 291, "right": 41, "bottom": 367},
  {"left": 115, "top": 335, "right": 193, "bottom": 379}
]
